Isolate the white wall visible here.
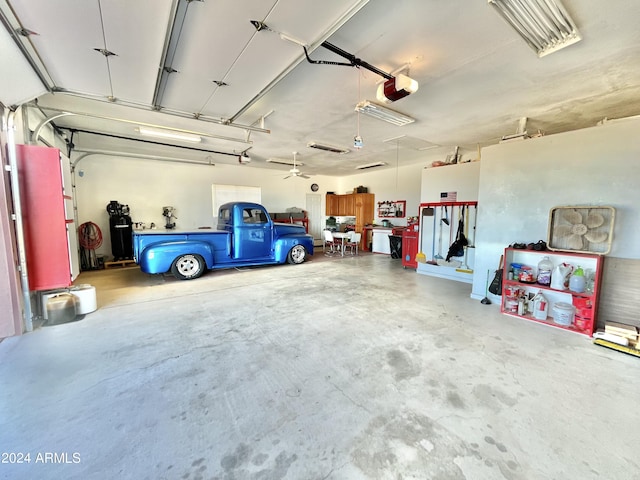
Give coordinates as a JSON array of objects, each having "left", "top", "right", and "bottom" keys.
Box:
[
  {"left": 73, "top": 154, "right": 339, "bottom": 257},
  {"left": 420, "top": 161, "right": 480, "bottom": 203},
  {"left": 471, "top": 117, "right": 640, "bottom": 301}
]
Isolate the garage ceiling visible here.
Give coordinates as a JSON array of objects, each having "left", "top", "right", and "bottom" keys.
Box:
[{"left": 2, "top": 0, "right": 640, "bottom": 176}]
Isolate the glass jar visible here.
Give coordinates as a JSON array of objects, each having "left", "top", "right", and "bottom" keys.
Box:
[{"left": 537, "top": 256, "right": 553, "bottom": 286}]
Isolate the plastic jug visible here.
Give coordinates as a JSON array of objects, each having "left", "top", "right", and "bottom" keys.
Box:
[
  {"left": 551, "top": 263, "right": 572, "bottom": 290},
  {"left": 537, "top": 256, "right": 553, "bottom": 286},
  {"left": 532, "top": 291, "right": 549, "bottom": 320},
  {"left": 569, "top": 266, "right": 586, "bottom": 293}
]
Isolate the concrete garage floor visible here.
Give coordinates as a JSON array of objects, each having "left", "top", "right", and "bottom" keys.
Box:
[{"left": 1, "top": 253, "right": 639, "bottom": 480}]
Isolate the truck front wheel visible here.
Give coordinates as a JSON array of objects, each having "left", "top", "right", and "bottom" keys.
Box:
[
  {"left": 171, "top": 254, "right": 205, "bottom": 280},
  {"left": 287, "top": 245, "right": 307, "bottom": 264}
]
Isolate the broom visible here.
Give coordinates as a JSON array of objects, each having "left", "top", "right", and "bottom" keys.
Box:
[{"left": 415, "top": 207, "right": 432, "bottom": 263}]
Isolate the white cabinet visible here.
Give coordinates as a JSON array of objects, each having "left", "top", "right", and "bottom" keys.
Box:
[{"left": 372, "top": 228, "right": 392, "bottom": 254}]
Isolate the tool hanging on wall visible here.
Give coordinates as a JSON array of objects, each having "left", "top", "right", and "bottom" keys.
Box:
[
  {"left": 446, "top": 205, "right": 468, "bottom": 262},
  {"left": 457, "top": 205, "right": 473, "bottom": 274},
  {"left": 470, "top": 204, "right": 477, "bottom": 247},
  {"left": 435, "top": 206, "right": 445, "bottom": 260},
  {"left": 430, "top": 209, "right": 437, "bottom": 263}
]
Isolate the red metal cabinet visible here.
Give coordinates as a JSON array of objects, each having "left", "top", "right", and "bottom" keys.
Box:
[
  {"left": 402, "top": 224, "right": 419, "bottom": 269},
  {"left": 17, "top": 145, "right": 72, "bottom": 291}
]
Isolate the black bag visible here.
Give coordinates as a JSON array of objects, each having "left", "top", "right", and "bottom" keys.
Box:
[
  {"left": 488, "top": 255, "right": 504, "bottom": 295},
  {"left": 446, "top": 206, "right": 468, "bottom": 261}
]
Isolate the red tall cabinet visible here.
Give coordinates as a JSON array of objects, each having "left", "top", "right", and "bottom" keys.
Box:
[
  {"left": 17, "top": 145, "right": 73, "bottom": 291},
  {"left": 402, "top": 223, "right": 419, "bottom": 269}
]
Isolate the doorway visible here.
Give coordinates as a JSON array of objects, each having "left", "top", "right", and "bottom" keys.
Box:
[{"left": 305, "top": 194, "right": 322, "bottom": 246}]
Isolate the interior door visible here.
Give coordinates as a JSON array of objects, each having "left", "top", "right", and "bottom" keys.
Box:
[{"left": 306, "top": 193, "right": 322, "bottom": 245}]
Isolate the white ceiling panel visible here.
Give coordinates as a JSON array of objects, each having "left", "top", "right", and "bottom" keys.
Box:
[
  {"left": 261, "top": 0, "right": 369, "bottom": 47},
  {"left": 8, "top": 0, "right": 109, "bottom": 94},
  {"left": 162, "top": 0, "right": 370, "bottom": 118},
  {"left": 196, "top": 35, "right": 301, "bottom": 118},
  {"left": 160, "top": 74, "right": 221, "bottom": 115},
  {"left": 101, "top": 0, "right": 174, "bottom": 103},
  {"left": 0, "top": 23, "right": 46, "bottom": 105},
  {"left": 169, "top": 0, "right": 274, "bottom": 78}
]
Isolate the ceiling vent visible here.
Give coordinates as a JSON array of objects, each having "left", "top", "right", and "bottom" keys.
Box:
[
  {"left": 306, "top": 142, "right": 350, "bottom": 154},
  {"left": 266, "top": 158, "right": 304, "bottom": 167},
  {"left": 355, "top": 101, "right": 415, "bottom": 126},
  {"left": 355, "top": 162, "right": 386, "bottom": 170}
]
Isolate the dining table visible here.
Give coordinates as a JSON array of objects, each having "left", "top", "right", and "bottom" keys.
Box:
[{"left": 331, "top": 231, "right": 352, "bottom": 256}]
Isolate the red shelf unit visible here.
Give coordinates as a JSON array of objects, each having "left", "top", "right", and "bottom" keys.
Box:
[{"left": 500, "top": 247, "right": 603, "bottom": 336}]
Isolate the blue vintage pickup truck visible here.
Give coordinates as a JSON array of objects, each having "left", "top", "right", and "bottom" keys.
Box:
[{"left": 133, "top": 202, "right": 314, "bottom": 280}]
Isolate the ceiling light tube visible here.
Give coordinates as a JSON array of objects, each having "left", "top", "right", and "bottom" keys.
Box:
[
  {"left": 489, "top": 0, "right": 581, "bottom": 57},
  {"left": 355, "top": 100, "right": 415, "bottom": 126},
  {"left": 136, "top": 126, "right": 201, "bottom": 143},
  {"left": 355, "top": 162, "right": 386, "bottom": 170}
]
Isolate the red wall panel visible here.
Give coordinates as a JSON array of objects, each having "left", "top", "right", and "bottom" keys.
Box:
[{"left": 17, "top": 144, "right": 71, "bottom": 290}]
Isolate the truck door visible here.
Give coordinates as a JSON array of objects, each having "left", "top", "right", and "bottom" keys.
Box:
[{"left": 236, "top": 207, "right": 273, "bottom": 259}]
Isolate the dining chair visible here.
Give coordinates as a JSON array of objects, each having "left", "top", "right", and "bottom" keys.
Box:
[
  {"left": 345, "top": 232, "right": 361, "bottom": 255},
  {"left": 323, "top": 230, "right": 337, "bottom": 255}
]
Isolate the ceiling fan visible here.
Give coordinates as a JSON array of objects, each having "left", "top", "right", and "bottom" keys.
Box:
[{"left": 284, "top": 152, "right": 310, "bottom": 179}]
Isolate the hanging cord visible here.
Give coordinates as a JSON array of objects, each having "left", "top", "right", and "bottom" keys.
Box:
[
  {"left": 78, "top": 222, "right": 103, "bottom": 249},
  {"left": 354, "top": 69, "right": 363, "bottom": 148},
  {"left": 395, "top": 139, "right": 400, "bottom": 195},
  {"left": 78, "top": 222, "right": 103, "bottom": 270}
]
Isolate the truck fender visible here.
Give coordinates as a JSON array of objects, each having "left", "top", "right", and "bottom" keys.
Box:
[
  {"left": 139, "top": 240, "right": 215, "bottom": 274},
  {"left": 273, "top": 235, "right": 313, "bottom": 263}
]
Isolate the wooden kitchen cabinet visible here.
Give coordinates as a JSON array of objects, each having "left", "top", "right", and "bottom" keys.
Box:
[
  {"left": 341, "top": 194, "right": 354, "bottom": 216},
  {"left": 354, "top": 193, "right": 374, "bottom": 247},
  {"left": 326, "top": 194, "right": 339, "bottom": 216},
  {"left": 327, "top": 193, "right": 356, "bottom": 216}
]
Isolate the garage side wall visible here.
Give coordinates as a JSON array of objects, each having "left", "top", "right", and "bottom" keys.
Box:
[
  {"left": 471, "top": 118, "right": 640, "bottom": 305},
  {"left": 73, "top": 155, "right": 338, "bottom": 258}
]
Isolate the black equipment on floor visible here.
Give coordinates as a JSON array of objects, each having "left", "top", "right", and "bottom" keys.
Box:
[{"left": 106, "top": 201, "right": 133, "bottom": 261}]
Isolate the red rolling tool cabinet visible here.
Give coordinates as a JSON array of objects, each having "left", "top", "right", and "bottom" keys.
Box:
[{"left": 402, "top": 223, "right": 419, "bottom": 269}]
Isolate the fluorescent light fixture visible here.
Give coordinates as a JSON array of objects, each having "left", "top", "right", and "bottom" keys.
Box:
[
  {"left": 488, "top": 0, "right": 581, "bottom": 57},
  {"left": 355, "top": 162, "right": 386, "bottom": 170},
  {"left": 266, "top": 158, "right": 304, "bottom": 167},
  {"left": 355, "top": 100, "right": 415, "bottom": 126},
  {"left": 376, "top": 74, "right": 419, "bottom": 104},
  {"left": 135, "top": 126, "right": 201, "bottom": 143},
  {"left": 307, "top": 142, "right": 350, "bottom": 154}
]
